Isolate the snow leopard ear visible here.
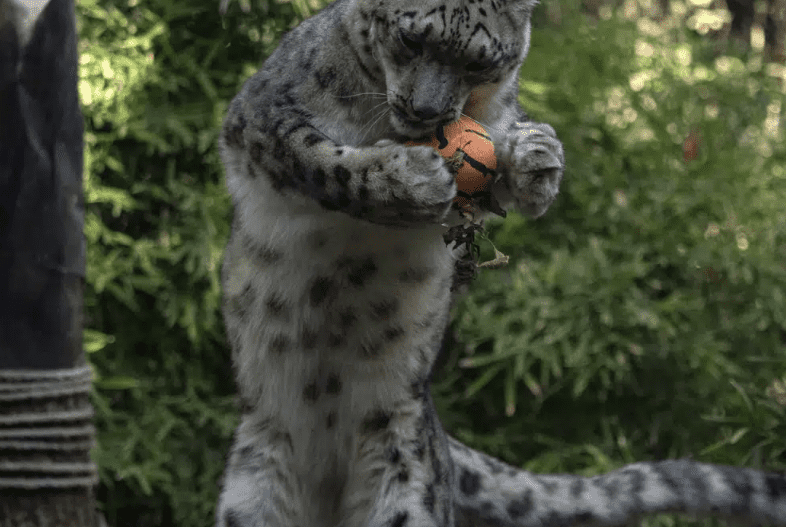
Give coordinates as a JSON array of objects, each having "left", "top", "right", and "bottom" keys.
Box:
[
  {"left": 509, "top": 0, "right": 539, "bottom": 17},
  {"left": 0, "top": 0, "right": 52, "bottom": 49}
]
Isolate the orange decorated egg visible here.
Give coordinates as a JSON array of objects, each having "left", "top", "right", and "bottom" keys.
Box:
[{"left": 407, "top": 116, "right": 497, "bottom": 216}]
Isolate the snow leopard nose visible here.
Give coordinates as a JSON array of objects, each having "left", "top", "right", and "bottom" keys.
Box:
[
  {"left": 410, "top": 99, "right": 445, "bottom": 121},
  {"left": 410, "top": 65, "right": 454, "bottom": 122}
]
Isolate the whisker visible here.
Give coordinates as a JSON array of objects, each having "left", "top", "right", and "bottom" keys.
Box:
[
  {"left": 359, "top": 107, "right": 390, "bottom": 145},
  {"left": 359, "top": 99, "right": 390, "bottom": 121},
  {"left": 459, "top": 112, "right": 502, "bottom": 135},
  {"left": 335, "top": 92, "right": 387, "bottom": 99}
]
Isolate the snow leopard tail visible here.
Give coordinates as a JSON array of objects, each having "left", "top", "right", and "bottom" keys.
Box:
[{"left": 448, "top": 436, "right": 786, "bottom": 527}]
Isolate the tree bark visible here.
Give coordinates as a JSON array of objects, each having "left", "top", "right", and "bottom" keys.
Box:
[{"left": 0, "top": 0, "right": 98, "bottom": 525}]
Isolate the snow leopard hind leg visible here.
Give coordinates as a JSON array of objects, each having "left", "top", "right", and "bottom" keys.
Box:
[{"left": 449, "top": 436, "right": 786, "bottom": 527}]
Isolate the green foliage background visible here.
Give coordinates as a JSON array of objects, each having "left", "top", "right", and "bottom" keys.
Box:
[{"left": 76, "top": 0, "right": 786, "bottom": 525}]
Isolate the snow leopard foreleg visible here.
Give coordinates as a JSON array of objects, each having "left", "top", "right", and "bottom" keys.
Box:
[
  {"left": 220, "top": 93, "right": 457, "bottom": 229},
  {"left": 479, "top": 80, "right": 565, "bottom": 219},
  {"left": 495, "top": 119, "right": 564, "bottom": 219}
]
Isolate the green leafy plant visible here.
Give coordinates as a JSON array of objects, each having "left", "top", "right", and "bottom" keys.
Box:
[
  {"left": 436, "top": 4, "right": 786, "bottom": 526},
  {"left": 77, "top": 0, "right": 313, "bottom": 523}
]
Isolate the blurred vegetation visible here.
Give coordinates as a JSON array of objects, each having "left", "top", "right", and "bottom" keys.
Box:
[{"left": 76, "top": 0, "right": 786, "bottom": 525}]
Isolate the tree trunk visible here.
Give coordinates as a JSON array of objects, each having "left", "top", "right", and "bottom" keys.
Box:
[{"left": 0, "top": 0, "right": 98, "bottom": 525}]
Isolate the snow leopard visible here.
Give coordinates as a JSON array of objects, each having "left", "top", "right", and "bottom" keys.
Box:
[{"left": 215, "top": 0, "right": 786, "bottom": 526}]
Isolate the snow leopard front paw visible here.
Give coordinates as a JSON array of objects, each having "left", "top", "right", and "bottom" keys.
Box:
[
  {"left": 369, "top": 142, "right": 457, "bottom": 226},
  {"left": 498, "top": 122, "right": 564, "bottom": 218}
]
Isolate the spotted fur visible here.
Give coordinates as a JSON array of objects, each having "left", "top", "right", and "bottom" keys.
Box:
[{"left": 215, "top": 0, "right": 786, "bottom": 526}]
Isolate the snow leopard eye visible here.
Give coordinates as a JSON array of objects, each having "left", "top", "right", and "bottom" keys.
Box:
[
  {"left": 398, "top": 30, "right": 422, "bottom": 54},
  {"left": 465, "top": 62, "right": 487, "bottom": 73}
]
